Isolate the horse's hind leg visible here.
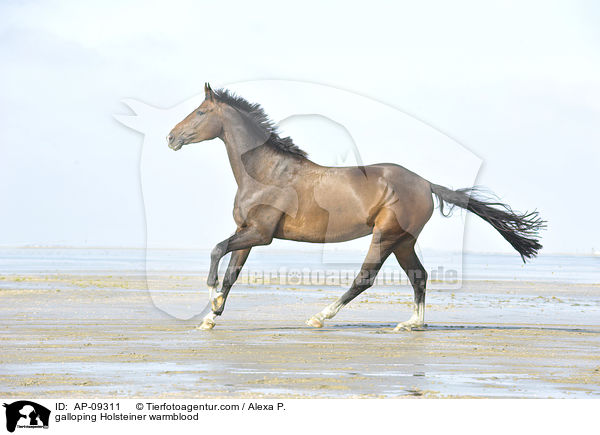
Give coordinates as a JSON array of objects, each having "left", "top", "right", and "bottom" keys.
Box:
[
  {"left": 393, "top": 242, "right": 427, "bottom": 331},
  {"left": 199, "top": 248, "right": 251, "bottom": 330},
  {"left": 306, "top": 226, "right": 399, "bottom": 328}
]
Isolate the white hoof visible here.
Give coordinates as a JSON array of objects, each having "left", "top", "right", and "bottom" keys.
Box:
[
  {"left": 305, "top": 316, "right": 324, "bottom": 328},
  {"left": 393, "top": 321, "right": 425, "bottom": 332},
  {"left": 198, "top": 318, "right": 216, "bottom": 330},
  {"left": 198, "top": 312, "right": 217, "bottom": 330}
]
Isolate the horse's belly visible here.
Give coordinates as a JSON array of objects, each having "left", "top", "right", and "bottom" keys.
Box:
[
  {"left": 275, "top": 171, "right": 385, "bottom": 242},
  {"left": 274, "top": 210, "right": 373, "bottom": 243}
]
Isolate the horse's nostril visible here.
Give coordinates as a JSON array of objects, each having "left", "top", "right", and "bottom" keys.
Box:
[{"left": 167, "top": 134, "right": 174, "bottom": 143}]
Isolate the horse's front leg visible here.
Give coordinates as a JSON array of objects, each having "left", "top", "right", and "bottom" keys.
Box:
[
  {"left": 199, "top": 248, "right": 251, "bottom": 330},
  {"left": 200, "top": 226, "right": 273, "bottom": 330}
]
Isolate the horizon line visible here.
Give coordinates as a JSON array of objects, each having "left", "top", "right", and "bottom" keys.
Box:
[{"left": 0, "top": 245, "right": 598, "bottom": 258}]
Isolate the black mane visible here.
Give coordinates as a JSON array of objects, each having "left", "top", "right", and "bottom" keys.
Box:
[{"left": 213, "top": 88, "right": 308, "bottom": 158}]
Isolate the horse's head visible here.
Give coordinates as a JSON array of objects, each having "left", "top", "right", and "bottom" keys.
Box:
[{"left": 167, "top": 83, "right": 222, "bottom": 150}]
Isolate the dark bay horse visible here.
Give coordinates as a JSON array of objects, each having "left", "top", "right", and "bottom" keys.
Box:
[{"left": 168, "top": 83, "right": 545, "bottom": 331}]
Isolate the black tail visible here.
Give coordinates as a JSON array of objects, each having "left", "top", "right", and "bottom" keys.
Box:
[{"left": 430, "top": 184, "right": 546, "bottom": 262}]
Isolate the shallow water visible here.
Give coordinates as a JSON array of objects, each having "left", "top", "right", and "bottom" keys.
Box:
[
  {"left": 1, "top": 247, "right": 598, "bottom": 283},
  {"left": 0, "top": 271, "right": 598, "bottom": 398}
]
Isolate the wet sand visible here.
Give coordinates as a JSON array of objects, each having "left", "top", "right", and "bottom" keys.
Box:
[{"left": 1, "top": 274, "right": 599, "bottom": 398}]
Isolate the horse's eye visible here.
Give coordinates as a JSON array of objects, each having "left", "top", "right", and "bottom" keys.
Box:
[{"left": 197, "top": 110, "right": 204, "bottom": 115}]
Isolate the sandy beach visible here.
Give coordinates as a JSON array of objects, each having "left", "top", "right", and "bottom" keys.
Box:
[{"left": 1, "top": 272, "right": 599, "bottom": 398}]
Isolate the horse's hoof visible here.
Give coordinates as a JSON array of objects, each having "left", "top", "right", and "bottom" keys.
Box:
[
  {"left": 198, "top": 318, "right": 216, "bottom": 330},
  {"left": 305, "top": 317, "right": 324, "bottom": 328},
  {"left": 393, "top": 322, "right": 425, "bottom": 332}
]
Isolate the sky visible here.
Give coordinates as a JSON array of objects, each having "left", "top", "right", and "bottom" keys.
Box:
[{"left": 1, "top": 0, "right": 599, "bottom": 255}]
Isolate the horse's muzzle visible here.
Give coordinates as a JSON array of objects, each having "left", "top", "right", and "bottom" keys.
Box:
[{"left": 167, "top": 134, "right": 183, "bottom": 150}]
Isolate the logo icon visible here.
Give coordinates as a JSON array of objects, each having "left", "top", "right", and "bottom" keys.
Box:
[{"left": 3, "top": 401, "right": 50, "bottom": 433}]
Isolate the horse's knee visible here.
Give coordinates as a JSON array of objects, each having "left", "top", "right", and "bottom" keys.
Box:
[{"left": 211, "top": 244, "right": 225, "bottom": 262}]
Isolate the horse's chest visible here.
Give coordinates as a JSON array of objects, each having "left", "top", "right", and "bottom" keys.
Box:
[{"left": 232, "top": 186, "right": 299, "bottom": 225}]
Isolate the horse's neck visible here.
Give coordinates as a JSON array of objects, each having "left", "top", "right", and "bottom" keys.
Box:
[
  {"left": 220, "top": 133, "right": 248, "bottom": 187},
  {"left": 220, "top": 112, "right": 295, "bottom": 188}
]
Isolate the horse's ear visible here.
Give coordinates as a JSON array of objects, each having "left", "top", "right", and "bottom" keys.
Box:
[{"left": 205, "top": 82, "right": 214, "bottom": 101}]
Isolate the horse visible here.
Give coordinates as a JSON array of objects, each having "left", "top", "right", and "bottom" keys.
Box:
[{"left": 167, "top": 83, "right": 545, "bottom": 331}]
